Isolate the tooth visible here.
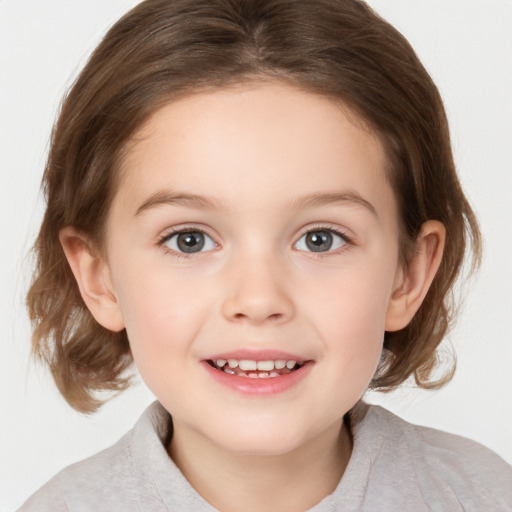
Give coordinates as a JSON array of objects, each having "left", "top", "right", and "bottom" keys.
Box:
[
  {"left": 256, "top": 360, "right": 275, "bottom": 371},
  {"left": 269, "top": 371, "right": 279, "bottom": 378},
  {"left": 248, "top": 373, "right": 259, "bottom": 378},
  {"left": 274, "top": 360, "right": 286, "bottom": 369},
  {"left": 258, "top": 372, "right": 270, "bottom": 378},
  {"left": 286, "top": 360, "right": 297, "bottom": 369},
  {"left": 239, "top": 360, "right": 257, "bottom": 371},
  {"left": 216, "top": 359, "right": 227, "bottom": 367},
  {"left": 224, "top": 367, "right": 235, "bottom": 375},
  {"left": 228, "top": 359, "right": 239, "bottom": 368}
]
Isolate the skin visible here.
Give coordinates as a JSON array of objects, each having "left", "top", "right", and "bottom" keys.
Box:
[{"left": 61, "top": 81, "right": 445, "bottom": 511}]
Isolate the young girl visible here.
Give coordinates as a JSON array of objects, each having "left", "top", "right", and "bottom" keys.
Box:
[{"left": 17, "top": 0, "right": 512, "bottom": 510}]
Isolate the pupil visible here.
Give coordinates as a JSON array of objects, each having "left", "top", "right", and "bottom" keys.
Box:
[
  {"left": 177, "top": 232, "right": 205, "bottom": 253},
  {"left": 306, "top": 231, "right": 333, "bottom": 252}
]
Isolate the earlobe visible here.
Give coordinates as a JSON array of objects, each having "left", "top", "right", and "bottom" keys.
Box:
[
  {"left": 385, "top": 220, "right": 446, "bottom": 332},
  {"left": 59, "top": 227, "right": 125, "bottom": 332}
]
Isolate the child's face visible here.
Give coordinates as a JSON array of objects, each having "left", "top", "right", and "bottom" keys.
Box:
[{"left": 104, "top": 82, "right": 403, "bottom": 455}]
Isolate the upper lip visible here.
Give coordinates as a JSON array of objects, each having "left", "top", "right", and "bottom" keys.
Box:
[{"left": 204, "top": 349, "right": 311, "bottom": 363}]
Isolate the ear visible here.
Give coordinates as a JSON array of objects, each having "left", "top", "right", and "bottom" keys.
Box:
[
  {"left": 385, "top": 220, "right": 446, "bottom": 332},
  {"left": 59, "top": 227, "right": 125, "bottom": 332}
]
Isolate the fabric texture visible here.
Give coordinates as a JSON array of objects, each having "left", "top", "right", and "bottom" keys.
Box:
[{"left": 18, "top": 401, "right": 512, "bottom": 511}]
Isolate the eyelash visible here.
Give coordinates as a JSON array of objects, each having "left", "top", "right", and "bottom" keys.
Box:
[
  {"left": 157, "top": 225, "right": 352, "bottom": 259},
  {"left": 157, "top": 227, "right": 215, "bottom": 259},
  {"left": 295, "top": 225, "right": 352, "bottom": 259}
]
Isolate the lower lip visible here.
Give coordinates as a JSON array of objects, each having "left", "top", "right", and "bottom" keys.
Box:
[{"left": 201, "top": 361, "right": 313, "bottom": 395}]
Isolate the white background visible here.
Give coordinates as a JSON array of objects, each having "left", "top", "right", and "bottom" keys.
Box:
[{"left": 1, "top": 1, "right": 511, "bottom": 510}]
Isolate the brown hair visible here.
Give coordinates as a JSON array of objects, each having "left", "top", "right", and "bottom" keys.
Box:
[{"left": 27, "top": 0, "right": 481, "bottom": 413}]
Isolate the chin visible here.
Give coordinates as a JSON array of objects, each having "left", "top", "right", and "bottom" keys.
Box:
[{"left": 203, "top": 418, "right": 318, "bottom": 458}]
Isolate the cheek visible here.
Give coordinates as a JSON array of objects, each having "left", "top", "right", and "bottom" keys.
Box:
[
  {"left": 310, "top": 261, "right": 395, "bottom": 334},
  {"left": 306, "top": 261, "right": 395, "bottom": 376},
  {"left": 113, "top": 269, "right": 214, "bottom": 379},
  {"left": 324, "top": 291, "right": 386, "bottom": 374}
]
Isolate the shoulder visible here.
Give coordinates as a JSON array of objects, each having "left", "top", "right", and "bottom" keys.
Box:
[
  {"left": 17, "top": 402, "right": 170, "bottom": 512},
  {"left": 356, "top": 403, "right": 512, "bottom": 510},
  {"left": 372, "top": 404, "right": 511, "bottom": 474},
  {"left": 17, "top": 428, "right": 136, "bottom": 511}
]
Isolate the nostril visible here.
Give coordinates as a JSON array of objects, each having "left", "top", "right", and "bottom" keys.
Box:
[{"left": 222, "top": 292, "right": 294, "bottom": 325}]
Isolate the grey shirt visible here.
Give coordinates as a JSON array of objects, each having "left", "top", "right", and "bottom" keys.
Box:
[{"left": 19, "top": 401, "right": 512, "bottom": 511}]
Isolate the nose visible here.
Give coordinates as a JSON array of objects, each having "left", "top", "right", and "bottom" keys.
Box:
[{"left": 221, "top": 254, "right": 295, "bottom": 325}]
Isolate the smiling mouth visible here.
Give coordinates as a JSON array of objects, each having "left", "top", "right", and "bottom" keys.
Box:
[{"left": 207, "top": 358, "right": 305, "bottom": 379}]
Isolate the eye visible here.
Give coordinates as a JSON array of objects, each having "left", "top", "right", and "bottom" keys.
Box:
[
  {"left": 295, "top": 229, "right": 347, "bottom": 253},
  {"left": 161, "top": 230, "right": 217, "bottom": 254}
]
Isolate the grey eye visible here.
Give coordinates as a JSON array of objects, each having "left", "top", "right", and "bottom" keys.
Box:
[
  {"left": 295, "top": 229, "right": 346, "bottom": 253},
  {"left": 164, "top": 231, "right": 216, "bottom": 253}
]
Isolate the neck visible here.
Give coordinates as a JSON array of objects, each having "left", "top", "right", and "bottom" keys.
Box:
[{"left": 168, "top": 417, "right": 352, "bottom": 512}]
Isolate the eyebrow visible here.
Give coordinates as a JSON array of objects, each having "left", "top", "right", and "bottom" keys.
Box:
[
  {"left": 134, "top": 189, "right": 377, "bottom": 218},
  {"left": 290, "top": 191, "right": 378, "bottom": 218},
  {"left": 134, "top": 191, "right": 225, "bottom": 216}
]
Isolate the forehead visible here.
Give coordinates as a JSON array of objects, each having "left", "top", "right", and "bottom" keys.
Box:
[{"left": 114, "top": 82, "right": 395, "bottom": 219}]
